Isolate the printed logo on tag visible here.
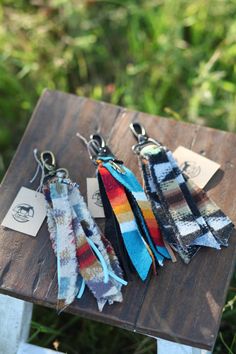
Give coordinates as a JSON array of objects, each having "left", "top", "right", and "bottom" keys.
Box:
[
  {"left": 173, "top": 146, "right": 220, "bottom": 188},
  {"left": 87, "top": 178, "right": 105, "bottom": 218},
  {"left": 1, "top": 187, "right": 46, "bottom": 237}
]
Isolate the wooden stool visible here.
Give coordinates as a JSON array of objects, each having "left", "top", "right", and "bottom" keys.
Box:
[{"left": 0, "top": 90, "right": 235, "bottom": 353}]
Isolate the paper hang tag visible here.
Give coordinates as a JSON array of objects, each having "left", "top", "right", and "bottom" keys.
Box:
[
  {"left": 173, "top": 146, "right": 220, "bottom": 189},
  {"left": 1, "top": 187, "right": 46, "bottom": 237},
  {"left": 87, "top": 178, "right": 105, "bottom": 218}
]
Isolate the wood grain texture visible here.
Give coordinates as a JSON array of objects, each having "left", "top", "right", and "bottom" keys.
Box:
[{"left": 0, "top": 90, "right": 235, "bottom": 350}]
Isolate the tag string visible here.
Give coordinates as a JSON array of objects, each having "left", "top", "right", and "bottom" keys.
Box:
[
  {"left": 76, "top": 131, "right": 102, "bottom": 163},
  {"left": 29, "top": 148, "right": 46, "bottom": 192}
]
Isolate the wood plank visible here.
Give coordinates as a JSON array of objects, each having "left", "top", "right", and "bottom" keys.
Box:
[{"left": 0, "top": 90, "right": 235, "bottom": 350}]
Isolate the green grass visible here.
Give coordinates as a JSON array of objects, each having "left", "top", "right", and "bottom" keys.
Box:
[
  {"left": 0, "top": 0, "right": 236, "bottom": 353},
  {"left": 30, "top": 308, "right": 156, "bottom": 354}
]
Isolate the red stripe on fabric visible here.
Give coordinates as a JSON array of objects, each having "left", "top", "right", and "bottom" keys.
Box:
[
  {"left": 79, "top": 253, "right": 96, "bottom": 268},
  {"left": 77, "top": 247, "right": 97, "bottom": 268},
  {"left": 76, "top": 242, "right": 97, "bottom": 269},
  {"left": 77, "top": 242, "right": 90, "bottom": 255},
  {"left": 98, "top": 165, "right": 129, "bottom": 217},
  {"left": 148, "top": 226, "right": 163, "bottom": 246}
]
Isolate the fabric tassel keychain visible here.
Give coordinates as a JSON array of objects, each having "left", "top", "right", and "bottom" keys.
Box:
[
  {"left": 77, "top": 132, "right": 174, "bottom": 282},
  {"left": 130, "top": 122, "right": 234, "bottom": 263},
  {"left": 30, "top": 149, "right": 126, "bottom": 312}
]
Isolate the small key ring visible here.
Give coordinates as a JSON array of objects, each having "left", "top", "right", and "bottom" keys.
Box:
[
  {"left": 129, "top": 122, "right": 147, "bottom": 138},
  {"left": 41, "top": 151, "right": 69, "bottom": 178},
  {"left": 56, "top": 167, "right": 69, "bottom": 178},
  {"left": 40, "top": 150, "right": 56, "bottom": 172},
  {"left": 88, "top": 134, "right": 117, "bottom": 163},
  {"left": 89, "top": 134, "right": 106, "bottom": 149},
  {"left": 130, "top": 122, "right": 162, "bottom": 154}
]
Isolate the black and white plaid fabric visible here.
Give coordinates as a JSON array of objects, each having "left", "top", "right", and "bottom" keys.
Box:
[{"left": 137, "top": 143, "right": 234, "bottom": 263}]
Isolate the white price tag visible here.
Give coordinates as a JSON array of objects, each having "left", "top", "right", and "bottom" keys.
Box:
[
  {"left": 1, "top": 187, "right": 46, "bottom": 237},
  {"left": 87, "top": 178, "right": 105, "bottom": 218},
  {"left": 173, "top": 146, "right": 220, "bottom": 188}
]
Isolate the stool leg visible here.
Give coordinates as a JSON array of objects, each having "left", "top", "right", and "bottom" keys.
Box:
[
  {"left": 0, "top": 294, "right": 65, "bottom": 354},
  {"left": 157, "top": 338, "right": 212, "bottom": 354},
  {"left": 0, "top": 294, "right": 33, "bottom": 354}
]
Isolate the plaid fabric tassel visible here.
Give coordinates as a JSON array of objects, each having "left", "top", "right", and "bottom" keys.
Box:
[
  {"left": 43, "top": 175, "right": 125, "bottom": 311},
  {"left": 132, "top": 127, "right": 234, "bottom": 264},
  {"left": 167, "top": 151, "right": 234, "bottom": 247},
  {"left": 95, "top": 155, "right": 171, "bottom": 281}
]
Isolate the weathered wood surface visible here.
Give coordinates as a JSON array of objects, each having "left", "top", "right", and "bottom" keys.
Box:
[{"left": 0, "top": 90, "right": 235, "bottom": 351}]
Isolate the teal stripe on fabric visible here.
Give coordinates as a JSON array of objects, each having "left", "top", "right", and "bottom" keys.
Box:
[
  {"left": 77, "top": 279, "right": 85, "bottom": 299},
  {"left": 103, "top": 161, "right": 143, "bottom": 193},
  {"left": 108, "top": 271, "right": 128, "bottom": 286},
  {"left": 128, "top": 193, "right": 165, "bottom": 266},
  {"left": 97, "top": 167, "right": 153, "bottom": 281},
  {"left": 57, "top": 234, "right": 61, "bottom": 288},
  {"left": 156, "top": 246, "right": 171, "bottom": 259},
  {"left": 122, "top": 230, "right": 152, "bottom": 281},
  {"left": 117, "top": 213, "right": 153, "bottom": 279}
]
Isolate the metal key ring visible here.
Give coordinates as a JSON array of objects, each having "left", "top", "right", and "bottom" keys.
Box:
[{"left": 40, "top": 150, "right": 56, "bottom": 172}]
